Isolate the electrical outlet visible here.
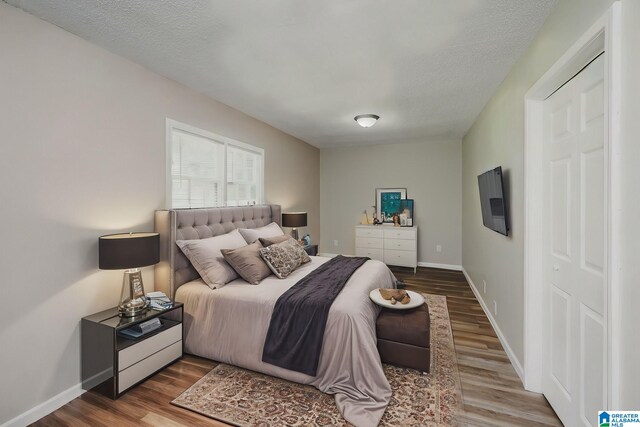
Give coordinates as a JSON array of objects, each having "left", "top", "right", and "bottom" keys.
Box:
[
  {"left": 436, "top": 244, "right": 442, "bottom": 253},
  {"left": 483, "top": 280, "right": 487, "bottom": 294},
  {"left": 334, "top": 240, "right": 339, "bottom": 247},
  {"left": 493, "top": 300, "right": 498, "bottom": 316}
]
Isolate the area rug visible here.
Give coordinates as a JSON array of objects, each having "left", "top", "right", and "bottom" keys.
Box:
[{"left": 172, "top": 294, "right": 462, "bottom": 426}]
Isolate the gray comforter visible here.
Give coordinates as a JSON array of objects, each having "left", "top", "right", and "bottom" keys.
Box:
[{"left": 175, "top": 256, "right": 396, "bottom": 427}]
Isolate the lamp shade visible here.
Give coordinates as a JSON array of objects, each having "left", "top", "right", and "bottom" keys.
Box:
[
  {"left": 282, "top": 212, "right": 307, "bottom": 228},
  {"left": 99, "top": 232, "right": 160, "bottom": 270}
]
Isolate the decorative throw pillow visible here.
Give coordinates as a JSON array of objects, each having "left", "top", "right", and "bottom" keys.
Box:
[
  {"left": 259, "top": 238, "right": 311, "bottom": 279},
  {"left": 259, "top": 234, "right": 294, "bottom": 247},
  {"left": 221, "top": 242, "right": 272, "bottom": 285},
  {"left": 238, "top": 222, "right": 284, "bottom": 244},
  {"left": 176, "top": 229, "right": 247, "bottom": 289}
]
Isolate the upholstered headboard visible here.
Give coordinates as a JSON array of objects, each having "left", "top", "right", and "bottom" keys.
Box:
[{"left": 154, "top": 205, "right": 281, "bottom": 297}]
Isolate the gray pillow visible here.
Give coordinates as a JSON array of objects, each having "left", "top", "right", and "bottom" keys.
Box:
[
  {"left": 259, "top": 238, "right": 311, "bottom": 279},
  {"left": 238, "top": 222, "right": 284, "bottom": 244},
  {"left": 259, "top": 234, "right": 294, "bottom": 247},
  {"left": 176, "top": 229, "right": 247, "bottom": 289},
  {"left": 221, "top": 242, "right": 272, "bottom": 285}
]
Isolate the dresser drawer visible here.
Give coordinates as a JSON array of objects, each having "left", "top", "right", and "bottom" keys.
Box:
[
  {"left": 384, "top": 238, "right": 415, "bottom": 251},
  {"left": 355, "top": 247, "right": 383, "bottom": 261},
  {"left": 118, "top": 323, "right": 182, "bottom": 371},
  {"left": 118, "top": 340, "right": 182, "bottom": 393},
  {"left": 383, "top": 228, "right": 416, "bottom": 240},
  {"left": 355, "top": 228, "right": 384, "bottom": 239},
  {"left": 384, "top": 249, "right": 417, "bottom": 267},
  {"left": 355, "top": 237, "right": 383, "bottom": 250}
]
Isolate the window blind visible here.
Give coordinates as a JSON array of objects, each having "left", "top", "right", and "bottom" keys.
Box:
[{"left": 167, "top": 121, "right": 264, "bottom": 209}]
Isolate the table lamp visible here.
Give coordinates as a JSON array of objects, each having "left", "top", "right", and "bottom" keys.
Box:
[
  {"left": 99, "top": 232, "right": 160, "bottom": 317},
  {"left": 282, "top": 212, "right": 307, "bottom": 241}
]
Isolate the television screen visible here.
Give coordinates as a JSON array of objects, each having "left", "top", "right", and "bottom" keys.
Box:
[{"left": 477, "top": 167, "right": 509, "bottom": 236}]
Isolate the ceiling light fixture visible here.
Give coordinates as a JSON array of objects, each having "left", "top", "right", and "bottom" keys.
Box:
[{"left": 354, "top": 114, "right": 380, "bottom": 128}]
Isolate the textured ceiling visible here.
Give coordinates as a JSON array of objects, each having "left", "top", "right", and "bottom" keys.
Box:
[{"left": 6, "top": 0, "right": 557, "bottom": 147}]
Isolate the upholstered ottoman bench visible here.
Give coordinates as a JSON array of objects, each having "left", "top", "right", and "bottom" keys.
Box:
[{"left": 376, "top": 303, "right": 431, "bottom": 373}]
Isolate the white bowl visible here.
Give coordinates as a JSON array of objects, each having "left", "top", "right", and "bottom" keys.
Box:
[{"left": 369, "top": 289, "right": 425, "bottom": 310}]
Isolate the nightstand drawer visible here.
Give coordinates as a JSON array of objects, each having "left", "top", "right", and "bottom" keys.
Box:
[
  {"left": 355, "top": 247, "right": 383, "bottom": 261},
  {"left": 383, "top": 228, "right": 416, "bottom": 240},
  {"left": 384, "top": 249, "right": 417, "bottom": 267},
  {"left": 355, "top": 237, "right": 383, "bottom": 249},
  {"left": 356, "top": 228, "right": 384, "bottom": 239},
  {"left": 384, "top": 238, "right": 415, "bottom": 251},
  {"left": 118, "top": 323, "right": 182, "bottom": 371},
  {"left": 118, "top": 340, "right": 182, "bottom": 393}
]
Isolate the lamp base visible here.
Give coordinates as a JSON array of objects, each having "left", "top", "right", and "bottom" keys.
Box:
[
  {"left": 119, "top": 269, "right": 148, "bottom": 317},
  {"left": 291, "top": 228, "right": 299, "bottom": 241}
]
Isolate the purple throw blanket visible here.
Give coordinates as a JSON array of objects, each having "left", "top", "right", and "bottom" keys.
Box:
[{"left": 262, "top": 255, "right": 369, "bottom": 376}]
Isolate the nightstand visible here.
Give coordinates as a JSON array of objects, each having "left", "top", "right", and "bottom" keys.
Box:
[
  {"left": 304, "top": 244, "right": 318, "bottom": 256},
  {"left": 81, "top": 303, "right": 183, "bottom": 398}
]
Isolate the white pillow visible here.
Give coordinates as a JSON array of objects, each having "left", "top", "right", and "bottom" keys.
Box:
[
  {"left": 238, "top": 222, "right": 285, "bottom": 244},
  {"left": 176, "top": 229, "right": 247, "bottom": 289}
]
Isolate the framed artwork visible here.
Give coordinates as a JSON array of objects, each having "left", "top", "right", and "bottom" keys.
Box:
[
  {"left": 384, "top": 198, "right": 415, "bottom": 227},
  {"left": 375, "top": 188, "right": 407, "bottom": 223},
  {"left": 394, "top": 199, "right": 414, "bottom": 227}
]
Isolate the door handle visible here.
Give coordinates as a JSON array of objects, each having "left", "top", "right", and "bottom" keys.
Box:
[{"left": 553, "top": 265, "right": 560, "bottom": 271}]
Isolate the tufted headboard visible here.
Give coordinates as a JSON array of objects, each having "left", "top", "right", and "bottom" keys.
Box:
[{"left": 154, "top": 205, "right": 281, "bottom": 297}]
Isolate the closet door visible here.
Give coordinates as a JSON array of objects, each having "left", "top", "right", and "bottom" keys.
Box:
[{"left": 542, "top": 54, "right": 607, "bottom": 427}]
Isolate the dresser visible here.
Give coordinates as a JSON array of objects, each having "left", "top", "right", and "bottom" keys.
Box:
[{"left": 355, "top": 225, "right": 418, "bottom": 273}]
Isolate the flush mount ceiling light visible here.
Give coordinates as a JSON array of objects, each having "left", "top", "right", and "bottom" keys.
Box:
[{"left": 354, "top": 114, "right": 380, "bottom": 128}]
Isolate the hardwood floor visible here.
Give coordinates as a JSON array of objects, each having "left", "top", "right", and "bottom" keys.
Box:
[
  {"left": 33, "top": 267, "right": 561, "bottom": 427},
  {"left": 394, "top": 266, "right": 561, "bottom": 427}
]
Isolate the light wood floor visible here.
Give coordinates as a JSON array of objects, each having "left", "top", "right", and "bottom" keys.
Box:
[
  {"left": 394, "top": 267, "right": 561, "bottom": 427},
  {"left": 33, "top": 267, "right": 561, "bottom": 427}
]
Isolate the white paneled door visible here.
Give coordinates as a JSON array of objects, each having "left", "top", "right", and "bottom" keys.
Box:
[{"left": 542, "top": 54, "right": 607, "bottom": 427}]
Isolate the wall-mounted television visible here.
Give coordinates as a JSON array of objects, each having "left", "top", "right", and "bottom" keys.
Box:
[{"left": 477, "top": 166, "right": 509, "bottom": 236}]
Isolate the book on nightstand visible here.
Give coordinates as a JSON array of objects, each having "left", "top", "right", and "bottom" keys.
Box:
[
  {"left": 119, "top": 317, "right": 162, "bottom": 339},
  {"left": 146, "top": 291, "right": 173, "bottom": 310}
]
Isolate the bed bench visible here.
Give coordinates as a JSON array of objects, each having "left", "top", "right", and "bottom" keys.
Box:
[{"left": 376, "top": 303, "right": 431, "bottom": 373}]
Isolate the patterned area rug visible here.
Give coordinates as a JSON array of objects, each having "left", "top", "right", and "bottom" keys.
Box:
[{"left": 172, "top": 294, "right": 462, "bottom": 426}]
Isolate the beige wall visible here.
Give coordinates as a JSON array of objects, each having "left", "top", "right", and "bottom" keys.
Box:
[
  {"left": 320, "top": 139, "right": 461, "bottom": 267},
  {"left": 0, "top": 3, "right": 318, "bottom": 424},
  {"left": 462, "top": 0, "right": 614, "bottom": 368}
]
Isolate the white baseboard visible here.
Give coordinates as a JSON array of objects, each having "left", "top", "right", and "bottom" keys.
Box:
[
  {"left": 417, "top": 262, "right": 462, "bottom": 271},
  {"left": 0, "top": 368, "right": 110, "bottom": 427},
  {"left": 462, "top": 267, "right": 525, "bottom": 384},
  {"left": 1, "top": 384, "right": 83, "bottom": 427}
]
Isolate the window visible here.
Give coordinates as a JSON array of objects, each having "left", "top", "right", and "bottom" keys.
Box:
[{"left": 167, "top": 119, "right": 264, "bottom": 208}]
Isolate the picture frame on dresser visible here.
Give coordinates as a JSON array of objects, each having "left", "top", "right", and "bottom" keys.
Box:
[
  {"left": 388, "top": 199, "right": 414, "bottom": 227},
  {"left": 375, "top": 188, "right": 407, "bottom": 224}
]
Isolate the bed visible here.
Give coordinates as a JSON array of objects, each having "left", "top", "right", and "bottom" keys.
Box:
[{"left": 154, "top": 205, "right": 396, "bottom": 426}]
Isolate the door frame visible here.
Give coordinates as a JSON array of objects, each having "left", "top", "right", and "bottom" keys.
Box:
[{"left": 523, "top": 2, "right": 621, "bottom": 408}]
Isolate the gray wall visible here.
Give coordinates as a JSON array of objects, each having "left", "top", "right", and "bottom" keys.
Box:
[
  {"left": 320, "top": 139, "right": 461, "bottom": 267},
  {"left": 461, "top": 0, "right": 635, "bottom": 389},
  {"left": 0, "top": 3, "right": 319, "bottom": 424}
]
